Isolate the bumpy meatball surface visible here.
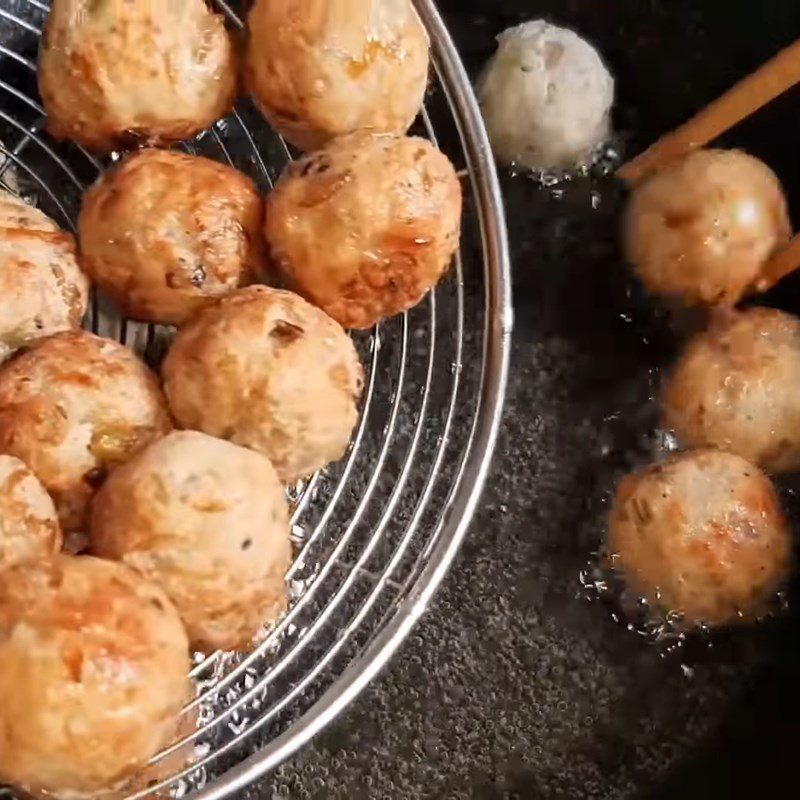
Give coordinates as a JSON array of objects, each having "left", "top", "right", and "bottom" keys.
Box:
[
  {"left": 0, "top": 190, "right": 60, "bottom": 232},
  {"left": 163, "top": 287, "right": 363, "bottom": 483},
  {"left": 245, "top": 0, "right": 429, "bottom": 151},
  {"left": 0, "top": 331, "right": 172, "bottom": 532},
  {"left": 478, "top": 20, "right": 614, "bottom": 170},
  {"left": 39, "top": 0, "right": 236, "bottom": 151},
  {"left": 0, "top": 191, "right": 89, "bottom": 362},
  {"left": 0, "top": 555, "right": 191, "bottom": 797},
  {"left": 624, "top": 149, "right": 791, "bottom": 306},
  {"left": 91, "top": 430, "right": 291, "bottom": 652},
  {"left": 265, "top": 133, "right": 462, "bottom": 329},
  {"left": 608, "top": 450, "right": 791, "bottom": 626},
  {"left": 0, "top": 454, "right": 61, "bottom": 572},
  {"left": 663, "top": 308, "right": 800, "bottom": 473},
  {"left": 79, "top": 150, "right": 266, "bottom": 325}
]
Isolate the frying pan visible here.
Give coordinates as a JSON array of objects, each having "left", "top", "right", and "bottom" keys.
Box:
[{"left": 263, "top": 1, "right": 800, "bottom": 796}]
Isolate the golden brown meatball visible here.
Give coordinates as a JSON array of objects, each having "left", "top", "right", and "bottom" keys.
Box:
[
  {"left": 608, "top": 450, "right": 790, "bottom": 626},
  {"left": 91, "top": 430, "right": 291, "bottom": 652},
  {"left": 0, "top": 331, "right": 172, "bottom": 532},
  {"left": 39, "top": 0, "right": 236, "bottom": 151},
  {"left": 0, "top": 190, "right": 60, "bottom": 232},
  {"left": 663, "top": 308, "right": 800, "bottom": 473},
  {"left": 163, "top": 287, "right": 363, "bottom": 483},
  {"left": 0, "top": 191, "right": 89, "bottom": 362},
  {"left": 624, "top": 149, "right": 791, "bottom": 306},
  {"left": 245, "top": 0, "right": 429, "bottom": 151},
  {"left": 265, "top": 133, "right": 462, "bottom": 329},
  {"left": 0, "top": 454, "right": 61, "bottom": 572},
  {"left": 0, "top": 555, "right": 191, "bottom": 796},
  {"left": 79, "top": 150, "right": 266, "bottom": 325}
]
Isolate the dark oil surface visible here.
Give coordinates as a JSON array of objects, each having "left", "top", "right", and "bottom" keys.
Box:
[{"left": 254, "top": 0, "right": 800, "bottom": 797}]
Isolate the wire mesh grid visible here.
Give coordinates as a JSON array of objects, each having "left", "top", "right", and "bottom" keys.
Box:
[{"left": 0, "top": 1, "right": 511, "bottom": 797}]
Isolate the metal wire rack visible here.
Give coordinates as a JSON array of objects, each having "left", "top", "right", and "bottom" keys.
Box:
[{"left": 0, "top": 0, "right": 512, "bottom": 796}]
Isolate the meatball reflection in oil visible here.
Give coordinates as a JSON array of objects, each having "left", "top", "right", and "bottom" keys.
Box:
[
  {"left": 608, "top": 449, "right": 791, "bottom": 627},
  {"left": 624, "top": 149, "right": 791, "bottom": 306},
  {"left": 663, "top": 307, "right": 800, "bottom": 473}
]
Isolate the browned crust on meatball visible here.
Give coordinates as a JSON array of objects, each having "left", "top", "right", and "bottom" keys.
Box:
[
  {"left": 0, "top": 556, "right": 191, "bottom": 796},
  {"left": 1, "top": 227, "right": 86, "bottom": 328},
  {"left": 265, "top": 133, "right": 462, "bottom": 329},
  {"left": 663, "top": 308, "right": 800, "bottom": 473},
  {"left": 79, "top": 149, "right": 267, "bottom": 324},
  {"left": 624, "top": 149, "right": 791, "bottom": 306},
  {"left": 608, "top": 449, "right": 791, "bottom": 626},
  {"left": 163, "top": 286, "right": 363, "bottom": 482},
  {"left": 0, "top": 456, "right": 62, "bottom": 571},
  {"left": 244, "top": 0, "right": 430, "bottom": 151},
  {"left": 0, "top": 331, "right": 172, "bottom": 532},
  {"left": 0, "top": 193, "right": 90, "bottom": 362},
  {"left": 0, "top": 191, "right": 61, "bottom": 232},
  {"left": 39, "top": 0, "right": 237, "bottom": 152},
  {"left": 90, "top": 431, "right": 291, "bottom": 652}
]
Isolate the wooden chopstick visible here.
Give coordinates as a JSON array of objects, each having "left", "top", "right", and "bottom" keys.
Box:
[
  {"left": 619, "top": 38, "right": 800, "bottom": 186},
  {"left": 756, "top": 234, "right": 800, "bottom": 292}
]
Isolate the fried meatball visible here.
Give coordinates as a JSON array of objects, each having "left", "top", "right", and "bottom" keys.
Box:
[
  {"left": 79, "top": 150, "right": 266, "bottom": 325},
  {"left": 91, "top": 430, "right": 291, "bottom": 652},
  {"left": 478, "top": 20, "right": 614, "bottom": 170},
  {"left": 245, "top": 0, "right": 429, "bottom": 151},
  {"left": 0, "top": 455, "right": 61, "bottom": 572},
  {"left": 265, "top": 133, "right": 462, "bottom": 329},
  {"left": 0, "top": 555, "right": 191, "bottom": 796},
  {"left": 0, "top": 331, "right": 172, "bottom": 532},
  {"left": 663, "top": 308, "right": 800, "bottom": 473},
  {"left": 0, "top": 189, "right": 59, "bottom": 232},
  {"left": 0, "top": 190, "right": 89, "bottom": 362},
  {"left": 608, "top": 450, "right": 790, "bottom": 626},
  {"left": 624, "top": 149, "right": 791, "bottom": 306},
  {"left": 163, "top": 287, "right": 362, "bottom": 483},
  {"left": 39, "top": 0, "right": 236, "bottom": 151}
]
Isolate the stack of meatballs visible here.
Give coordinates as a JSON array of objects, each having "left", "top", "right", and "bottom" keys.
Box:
[
  {"left": 0, "top": 0, "right": 462, "bottom": 796},
  {"left": 610, "top": 148, "right": 799, "bottom": 629}
]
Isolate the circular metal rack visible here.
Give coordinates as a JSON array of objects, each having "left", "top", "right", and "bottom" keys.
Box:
[{"left": 0, "top": 1, "right": 512, "bottom": 796}]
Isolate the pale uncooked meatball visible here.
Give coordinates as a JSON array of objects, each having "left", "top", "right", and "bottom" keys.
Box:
[
  {"left": 79, "top": 150, "right": 266, "bottom": 325},
  {"left": 0, "top": 331, "right": 172, "bottom": 532},
  {"left": 663, "top": 308, "right": 800, "bottom": 473},
  {"left": 245, "top": 0, "right": 429, "bottom": 151},
  {"left": 624, "top": 149, "right": 791, "bottom": 305},
  {"left": 478, "top": 20, "right": 614, "bottom": 170},
  {"left": 39, "top": 0, "right": 236, "bottom": 151},
  {"left": 0, "top": 555, "right": 191, "bottom": 797},
  {"left": 608, "top": 450, "right": 790, "bottom": 626},
  {"left": 91, "top": 431, "right": 291, "bottom": 652},
  {"left": 0, "top": 454, "right": 61, "bottom": 572},
  {"left": 0, "top": 190, "right": 89, "bottom": 362},
  {"left": 265, "top": 133, "right": 462, "bottom": 329},
  {"left": 163, "top": 287, "right": 363, "bottom": 483}
]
